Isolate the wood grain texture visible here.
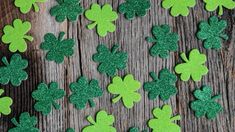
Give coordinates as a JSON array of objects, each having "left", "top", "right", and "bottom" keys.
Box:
[{"left": 0, "top": 0, "right": 234, "bottom": 132}]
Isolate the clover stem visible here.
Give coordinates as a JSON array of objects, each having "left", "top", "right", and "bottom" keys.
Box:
[
  {"left": 170, "top": 115, "right": 181, "bottom": 121},
  {"left": 52, "top": 101, "right": 60, "bottom": 109},
  {"left": 11, "top": 118, "right": 20, "bottom": 126},
  {"left": 218, "top": 5, "right": 223, "bottom": 16},
  {"left": 112, "top": 95, "right": 122, "bottom": 103},
  {"left": 24, "top": 35, "right": 34, "bottom": 42},
  {"left": 58, "top": 32, "right": 65, "bottom": 41},
  {"left": 33, "top": 3, "right": 40, "bottom": 12},
  {"left": 87, "top": 22, "right": 97, "bottom": 30},
  {"left": 149, "top": 72, "right": 158, "bottom": 80},
  {"left": 2, "top": 57, "right": 9, "bottom": 66},
  {"left": 212, "top": 94, "right": 221, "bottom": 100},
  {"left": 87, "top": 115, "right": 96, "bottom": 124},
  {"left": 88, "top": 99, "right": 95, "bottom": 107},
  {"left": 111, "top": 45, "right": 120, "bottom": 54},
  {"left": 180, "top": 53, "right": 189, "bottom": 62}
]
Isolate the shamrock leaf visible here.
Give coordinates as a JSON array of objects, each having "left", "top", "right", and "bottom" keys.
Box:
[
  {"left": 85, "top": 4, "right": 118, "bottom": 37},
  {"left": 148, "top": 105, "right": 181, "bottom": 132},
  {"left": 203, "top": 0, "right": 235, "bottom": 15},
  {"left": 162, "top": 0, "right": 196, "bottom": 17},
  {"left": 175, "top": 49, "right": 208, "bottom": 82},
  {"left": 190, "top": 86, "right": 223, "bottom": 119},
  {"left": 82, "top": 110, "right": 116, "bottom": 132},
  {"left": 8, "top": 112, "right": 39, "bottom": 132},
  {"left": 69, "top": 76, "right": 103, "bottom": 110},
  {"left": 144, "top": 69, "right": 177, "bottom": 101},
  {"left": 14, "top": 0, "right": 47, "bottom": 14},
  {"left": 0, "top": 54, "right": 28, "bottom": 86},
  {"left": 146, "top": 25, "right": 179, "bottom": 58},
  {"left": 0, "top": 89, "right": 13, "bottom": 116},
  {"left": 197, "top": 16, "right": 228, "bottom": 50},
  {"left": 40, "top": 32, "right": 75, "bottom": 63},
  {"left": 108, "top": 74, "right": 141, "bottom": 109},
  {"left": 93, "top": 44, "right": 128, "bottom": 77},
  {"left": 32, "top": 82, "right": 65, "bottom": 115},
  {"left": 2, "top": 19, "right": 33, "bottom": 53},
  {"left": 50, "top": 0, "right": 83, "bottom": 22},
  {"left": 118, "top": 0, "right": 151, "bottom": 20}
]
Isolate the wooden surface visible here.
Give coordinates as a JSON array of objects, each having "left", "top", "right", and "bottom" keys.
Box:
[{"left": 0, "top": 0, "right": 234, "bottom": 132}]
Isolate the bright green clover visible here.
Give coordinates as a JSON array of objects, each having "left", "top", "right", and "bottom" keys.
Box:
[
  {"left": 50, "top": 0, "right": 83, "bottom": 22},
  {"left": 14, "top": 0, "right": 47, "bottom": 14},
  {"left": 32, "top": 82, "right": 65, "bottom": 115},
  {"left": 40, "top": 32, "right": 75, "bottom": 64},
  {"left": 148, "top": 105, "right": 181, "bottom": 132},
  {"left": 2, "top": 19, "right": 33, "bottom": 53},
  {"left": 203, "top": 0, "right": 235, "bottom": 15},
  {"left": 162, "top": 0, "right": 196, "bottom": 17},
  {"left": 108, "top": 74, "right": 141, "bottom": 109},
  {"left": 190, "top": 86, "right": 223, "bottom": 119},
  {"left": 0, "top": 89, "right": 13, "bottom": 116},
  {"left": 8, "top": 112, "right": 39, "bottom": 132},
  {"left": 85, "top": 4, "right": 118, "bottom": 37},
  {"left": 82, "top": 110, "right": 116, "bottom": 132},
  {"left": 197, "top": 16, "right": 228, "bottom": 50},
  {"left": 175, "top": 49, "right": 208, "bottom": 82},
  {"left": 0, "top": 54, "right": 28, "bottom": 87}
]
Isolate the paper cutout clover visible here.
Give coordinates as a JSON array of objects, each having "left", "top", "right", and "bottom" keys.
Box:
[
  {"left": 144, "top": 69, "right": 177, "bottom": 101},
  {"left": 203, "top": 0, "right": 235, "bottom": 15},
  {"left": 0, "top": 54, "right": 28, "bottom": 86},
  {"left": 50, "top": 0, "right": 83, "bottom": 22},
  {"left": 40, "top": 32, "right": 75, "bottom": 63},
  {"left": 162, "top": 0, "right": 196, "bottom": 17},
  {"left": 146, "top": 25, "right": 179, "bottom": 58},
  {"left": 197, "top": 16, "right": 228, "bottom": 50},
  {"left": 32, "top": 82, "right": 65, "bottom": 115},
  {"left": 2, "top": 19, "right": 33, "bottom": 53},
  {"left": 82, "top": 110, "right": 116, "bottom": 132},
  {"left": 118, "top": 0, "right": 151, "bottom": 20},
  {"left": 190, "top": 86, "right": 223, "bottom": 119},
  {"left": 14, "top": 0, "right": 47, "bottom": 14},
  {"left": 128, "top": 127, "right": 147, "bottom": 132},
  {"left": 85, "top": 4, "right": 118, "bottom": 37},
  {"left": 108, "top": 74, "right": 141, "bottom": 109},
  {"left": 8, "top": 112, "right": 39, "bottom": 132},
  {"left": 66, "top": 128, "right": 75, "bottom": 132},
  {"left": 148, "top": 105, "right": 181, "bottom": 132},
  {"left": 0, "top": 89, "right": 13, "bottom": 116},
  {"left": 175, "top": 49, "right": 208, "bottom": 82},
  {"left": 69, "top": 76, "right": 103, "bottom": 110},
  {"left": 92, "top": 44, "right": 128, "bottom": 77}
]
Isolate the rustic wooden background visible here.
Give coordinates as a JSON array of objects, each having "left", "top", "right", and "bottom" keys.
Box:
[{"left": 0, "top": 0, "right": 234, "bottom": 132}]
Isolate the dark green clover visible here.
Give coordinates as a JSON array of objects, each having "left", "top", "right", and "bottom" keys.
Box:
[
  {"left": 128, "top": 127, "right": 148, "bottom": 132},
  {"left": 66, "top": 128, "right": 75, "bottom": 132},
  {"left": 119, "top": 0, "right": 151, "bottom": 20}
]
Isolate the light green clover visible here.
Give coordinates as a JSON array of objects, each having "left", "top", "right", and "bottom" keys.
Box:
[
  {"left": 14, "top": 0, "right": 47, "bottom": 14},
  {"left": 0, "top": 89, "right": 13, "bottom": 116},
  {"left": 203, "top": 0, "right": 235, "bottom": 15}
]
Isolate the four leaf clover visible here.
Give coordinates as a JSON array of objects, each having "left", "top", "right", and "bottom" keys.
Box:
[
  {"left": 118, "top": 0, "right": 151, "bottom": 20},
  {"left": 2, "top": 19, "right": 33, "bottom": 53},
  {"left": 197, "top": 16, "right": 228, "bottom": 49},
  {"left": 175, "top": 49, "right": 208, "bottom": 82},
  {"left": 40, "top": 32, "right": 75, "bottom": 63},
  {"left": 82, "top": 110, "right": 116, "bottom": 132},
  {"left": 32, "top": 82, "right": 65, "bottom": 115},
  {"left": 203, "top": 0, "right": 235, "bottom": 15},
  {"left": 0, "top": 89, "right": 13, "bottom": 116},
  {"left": 108, "top": 74, "right": 141, "bottom": 109},
  {"left": 92, "top": 44, "right": 128, "bottom": 77},
  {"left": 146, "top": 25, "right": 179, "bottom": 58},
  {"left": 85, "top": 4, "right": 118, "bottom": 37},
  {"left": 14, "top": 0, "right": 47, "bottom": 14},
  {"left": 148, "top": 105, "right": 181, "bottom": 132},
  {"left": 190, "top": 86, "right": 223, "bottom": 119}
]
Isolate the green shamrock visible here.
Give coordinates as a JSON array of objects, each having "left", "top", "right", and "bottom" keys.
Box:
[
  {"left": 50, "top": 0, "right": 83, "bottom": 22},
  {"left": 128, "top": 127, "right": 148, "bottom": 132},
  {"left": 108, "top": 74, "right": 141, "bottom": 109},
  {"left": 0, "top": 89, "right": 13, "bottom": 116},
  {"left": 69, "top": 76, "right": 103, "bottom": 110},
  {"left": 40, "top": 32, "right": 75, "bottom": 63},
  {"left": 203, "top": 0, "right": 235, "bottom": 15},
  {"left": 92, "top": 44, "right": 128, "bottom": 77},
  {"left": 0, "top": 54, "right": 28, "bottom": 86},
  {"left": 66, "top": 128, "right": 75, "bottom": 132},
  {"left": 175, "top": 49, "right": 208, "bottom": 82},
  {"left": 144, "top": 69, "right": 177, "bottom": 101},
  {"left": 162, "top": 0, "right": 196, "bottom": 17},
  {"left": 148, "top": 105, "right": 181, "bottom": 132},
  {"left": 82, "top": 110, "right": 116, "bottom": 132},
  {"left": 2, "top": 19, "right": 33, "bottom": 53},
  {"left": 85, "top": 4, "right": 118, "bottom": 37},
  {"left": 118, "top": 0, "right": 151, "bottom": 20},
  {"left": 146, "top": 25, "right": 179, "bottom": 58},
  {"left": 197, "top": 16, "right": 228, "bottom": 50},
  {"left": 190, "top": 86, "right": 223, "bottom": 119},
  {"left": 14, "top": 0, "right": 47, "bottom": 14},
  {"left": 32, "top": 82, "right": 65, "bottom": 115},
  {"left": 8, "top": 112, "right": 39, "bottom": 132}
]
